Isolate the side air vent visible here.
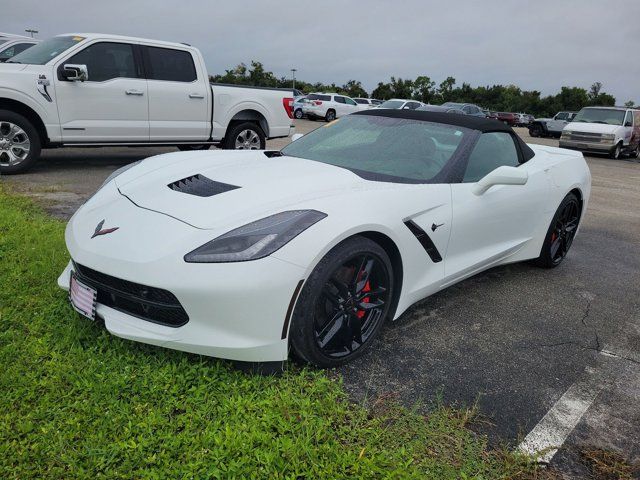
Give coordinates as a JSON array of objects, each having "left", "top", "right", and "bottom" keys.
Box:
[
  {"left": 404, "top": 220, "right": 443, "bottom": 263},
  {"left": 168, "top": 174, "right": 240, "bottom": 197}
]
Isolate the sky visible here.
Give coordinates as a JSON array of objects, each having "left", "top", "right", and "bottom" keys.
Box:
[{"left": 5, "top": 0, "right": 640, "bottom": 103}]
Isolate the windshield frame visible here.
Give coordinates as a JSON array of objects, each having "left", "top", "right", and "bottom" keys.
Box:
[
  {"left": 280, "top": 114, "right": 480, "bottom": 184},
  {"left": 8, "top": 35, "right": 85, "bottom": 65}
]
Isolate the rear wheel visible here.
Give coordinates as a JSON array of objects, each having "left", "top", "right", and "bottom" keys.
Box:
[
  {"left": 534, "top": 193, "right": 581, "bottom": 268},
  {"left": 0, "top": 110, "right": 41, "bottom": 174},
  {"left": 529, "top": 124, "right": 543, "bottom": 138},
  {"left": 294, "top": 108, "right": 303, "bottom": 119},
  {"left": 325, "top": 109, "right": 336, "bottom": 122},
  {"left": 222, "top": 122, "right": 266, "bottom": 150},
  {"left": 177, "top": 144, "right": 211, "bottom": 151},
  {"left": 289, "top": 236, "right": 394, "bottom": 368}
]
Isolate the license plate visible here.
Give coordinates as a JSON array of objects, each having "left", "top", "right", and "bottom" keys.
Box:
[{"left": 69, "top": 273, "right": 97, "bottom": 320}]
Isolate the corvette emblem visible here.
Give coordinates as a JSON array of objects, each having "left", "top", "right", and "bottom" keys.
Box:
[{"left": 91, "top": 219, "right": 119, "bottom": 238}]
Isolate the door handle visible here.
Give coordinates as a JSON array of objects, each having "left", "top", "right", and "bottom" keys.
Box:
[
  {"left": 189, "top": 93, "right": 205, "bottom": 99},
  {"left": 125, "top": 89, "right": 144, "bottom": 96}
]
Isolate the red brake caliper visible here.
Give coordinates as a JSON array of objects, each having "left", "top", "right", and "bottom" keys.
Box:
[{"left": 357, "top": 281, "right": 371, "bottom": 319}]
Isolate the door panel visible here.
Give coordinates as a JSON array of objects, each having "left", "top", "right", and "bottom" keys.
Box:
[
  {"left": 55, "top": 42, "right": 149, "bottom": 142},
  {"left": 144, "top": 46, "right": 209, "bottom": 141}
]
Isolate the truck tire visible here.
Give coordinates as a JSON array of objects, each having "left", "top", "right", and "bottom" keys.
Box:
[
  {"left": 609, "top": 142, "right": 622, "bottom": 160},
  {"left": 223, "top": 122, "right": 266, "bottom": 150},
  {"left": 177, "top": 145, "right": 211, "bottom": 151},
  {"left": 294, "top": 108, "right": 304, "bottom": 119},
  {"left": 0, "top": 110, "right": 41, "bottom": 174},
  {"left": 529, "top": 123, "right": 543, "bottom": 138}
]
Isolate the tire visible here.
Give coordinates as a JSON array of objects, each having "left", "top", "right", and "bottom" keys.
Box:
[
  {"left": 626, "top": 143, "right": 639, "bottom": 159},
  {"left": 289, "top": 236, "right": 394, "bottom": 368},
  {"left": 325, "top": 109, "right": 336, "bottom": 122},
  {"left": 177, "top": 144, "right": 211, "bottom": 151},
  {"left": 610, "top": 142, "right": 622, "bottom": 159},
  {"left": 222, "top": 122, "right": 266, "bottom": 150},
  {"left": 294, "top": 109, "right": 303, "bottom": 119},
  {"left": 529, "top": 124, "right": 543, "bottom": 138},
  {"left": 0, "top": 110, "right": 41, "bottom": 174},
  {"left": 534, "top": 192, "right": 581, "bottom": 268}
]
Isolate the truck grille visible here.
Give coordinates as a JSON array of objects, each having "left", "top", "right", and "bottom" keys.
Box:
[
  {"left": 73, "top": 262, "right": 189, "bottom": 327},
  {"left": 564, "top": 132, "right": 604, "bottom": 142}
]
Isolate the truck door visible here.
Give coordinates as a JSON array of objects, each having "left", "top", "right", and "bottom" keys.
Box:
[
  {"left": 54, "top": 41, "right": 149, "bottom": 142},
  {"left": 143, "top": 46, "right": 209, "bottom": 141}
]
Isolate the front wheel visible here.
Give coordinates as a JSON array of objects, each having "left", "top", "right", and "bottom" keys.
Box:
[
  {"left": 0, "top": 110, "right": 41, "bottom": 174},
  {"left": 222, "top": 122, "right": 266, "bottom": 150},
  {"left": 325, "top": 109, "right": 336, "bottom": 122},
  {"left": 529, "top": 124, "right": 543, "bottom": 138},
  {"left": 294, "top": 109, "right": 304, "bottom": 119},
  {"left": 289, "top": 236, "right": 394, "bottom": 368},
  {"left": 534, "top": 193, "right": 581, "bottom": 268},
  {"left": 610, "top": 142, "right": 622, "bottom": 159}
]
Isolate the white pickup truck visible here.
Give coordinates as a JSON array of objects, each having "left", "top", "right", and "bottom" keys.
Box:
[{"left": 0, "top": 34, "right": 295, "bottom": 173}]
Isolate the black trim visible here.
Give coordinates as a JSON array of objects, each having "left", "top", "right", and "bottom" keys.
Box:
[
  {"left": 168, "top": 174, "right": 240, "bottom": 197},
  {"left": 211, "top": 82, "right": 294, "bottom": 93},
  {"left": 281, "top": 280, "right": 304, "bottom": 339},
  {"left": 404, "top": 220, "right": 443, "bottom": 263}
]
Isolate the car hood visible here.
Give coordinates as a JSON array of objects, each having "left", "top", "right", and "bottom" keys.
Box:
[
  {"left": 563, "top": 122, "right": 620, "bottom": 134},
  {"left": 115, "top": 150, "right": 373, "bottom": 230}
]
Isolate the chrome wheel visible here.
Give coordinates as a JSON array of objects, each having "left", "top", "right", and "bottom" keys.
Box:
[
  {"left": 234, "top": 129, "right": 261, "bottom": 150},
  {"left": 0, "top": 121, "right": 30, "bottom": 167}
]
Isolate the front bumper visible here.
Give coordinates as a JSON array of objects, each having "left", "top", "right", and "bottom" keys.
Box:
[
  {"left": 559, "top": 139, "right": 614, "bottom": 153},
  {"left": 59, "top": 196, "right": 307, "bottom": 362}
]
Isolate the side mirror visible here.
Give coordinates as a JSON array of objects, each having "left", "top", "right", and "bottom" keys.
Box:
[
  {"left": 291, "top": 133, "right": 304, "bottom": 142},
  {"left": 625, "top": 121, "right": 633, "bottom": 127},
  {"left": 472, "top": 166, "right": 528, "bottom": 195},
  {"left": 61, "top": 64, "right": 88, "bottom": 82}
]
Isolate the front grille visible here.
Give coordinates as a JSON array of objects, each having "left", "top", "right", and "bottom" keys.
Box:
[
  {"left": 73, "top": 263, "right": 189, "bottom": 327},
  {"left": 168, "top": 174, "right": 239, "bottom": 197},
  {"left": 564, "top": 131, "right": 605, "bottom": 142}
]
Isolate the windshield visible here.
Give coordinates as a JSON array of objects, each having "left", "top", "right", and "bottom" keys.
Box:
[
  {"left": 281, "top": 115, "right": 469, "bottom": 183},
  {"left": 8, "top": 36, "right": 84, "bottom": 65},
  {"left": 378, "top": 100, "right": 405, "bottom": 109},
  {"left": 572, "top": 108, "right": 625, "bottom": 126}
]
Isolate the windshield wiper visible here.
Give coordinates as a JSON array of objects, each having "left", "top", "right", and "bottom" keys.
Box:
[
  {"left": 5, "top": 60, "right": 21, "bottom": 64},
  {"left": 592, "top": 121, "right": 607, "bottom": 124}
]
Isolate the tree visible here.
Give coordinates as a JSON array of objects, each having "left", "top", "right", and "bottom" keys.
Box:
[
  {"left": 438, "top": 77, "right": 456, "bottom": 103},
  {"left": 371, "top": 81, "right": 393, "bottom": 100},
  {"left": 341, "top": 80, "right": 367, "bottom": 98},
  {"left": 588, "top": 82, "right": 602, "bottom": 101},
  {"left": 412, "top": 76, "right": 437, "bottom": 103},
  {"left": 624, "top": 100, "right": 636, "bottom": 108}
]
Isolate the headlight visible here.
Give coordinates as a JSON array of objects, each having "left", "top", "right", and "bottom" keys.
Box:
[
  {"left": 184, "top": 210, "right": 327, "bottom": 263},
  {"left": 602, "top": 134, "right": 615, "bottom": 140}
]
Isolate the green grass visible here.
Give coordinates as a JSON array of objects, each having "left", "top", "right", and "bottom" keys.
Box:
[{"left": 0, "top": 184, "right": 545, "bottom": 479}]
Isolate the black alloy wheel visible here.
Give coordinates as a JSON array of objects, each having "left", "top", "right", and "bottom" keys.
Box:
[
  {"left": 535, "top": 193, "right": 581, "bottom": 268},
  {"left": 289, "top": 236, "right": 394, "bottom": 367}
]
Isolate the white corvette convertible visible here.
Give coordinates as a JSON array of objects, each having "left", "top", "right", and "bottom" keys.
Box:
[{"left": 59, "top": 110, "right": 591, "bottom": 368}]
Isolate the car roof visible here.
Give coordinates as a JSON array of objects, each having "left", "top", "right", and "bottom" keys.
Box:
[
  {"left": 58, "top": 33, "right": 196, "bottom": 50},
  {"left": 581, "top": 106, "right": 637, "bottom": 111}
]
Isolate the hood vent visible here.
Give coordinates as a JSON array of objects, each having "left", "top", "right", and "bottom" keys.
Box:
[{"left": 168, "top": 174, "right": 240, "bottom": 197}]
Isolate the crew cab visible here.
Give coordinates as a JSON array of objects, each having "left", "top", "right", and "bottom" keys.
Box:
[
  {"left": 0, "top": 34, "right": 39, "bottom": 63},
  {"left": 560, "top": 106, "right": 640, "bottom": 159},
  {"left": 528, "top": 111, "right": 576, "bottom": 138},
  {"left": 0, "top": 34, "right": 294, "bottom": 173}
]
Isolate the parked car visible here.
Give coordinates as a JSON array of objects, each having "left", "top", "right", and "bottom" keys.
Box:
[
  {"left": 515, "top": 113, "right": 533, "bottom": 127},
  {"left": 302, "top": 93, "right": 360, "bottom": 121},
  {"left": 376, "top": 99, "right": 424, "bottom": 110},
  {"left": 417, "top": 105, "right": 465, "bottom": 114},
  {"left": 353, "top": 98, "right": 379, "bottom": 110},
  {"left": 0, "top": 34, "right": 295, "bottom": 174},
  {"left": 441, "top": 102, "right": 485, "bottom": 117},
  {"left": 495, "top": 112, "right": 519, "bottom": 126},
  {"left": 528, "top": 111, "right": 577, "bottom": 138},
  {"left": 0, "top": 35, "right": 39, "bottom": 63},
  {"left": 370, "top": 99, "right": 384, "bottom": 106},
  {"left": 486, "top": 111, "right": 499, "bottom": 120},
  {"left": 292, "top": 96, "right": 309, "bottom": 119},
  {"left": 560, "top": 106, "right": 640, "bottom": 159},
  {"left": 58, "top": 109, "right": 591, "bottom": 368}
]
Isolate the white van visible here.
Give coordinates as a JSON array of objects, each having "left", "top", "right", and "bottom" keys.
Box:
[{"left": 560, "top": 106, "right": 640, "bottom": 159}]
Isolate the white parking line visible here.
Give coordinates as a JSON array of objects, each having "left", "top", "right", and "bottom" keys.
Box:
[{"left": 517, "top": 365, "right": 605, "bottom": 463}]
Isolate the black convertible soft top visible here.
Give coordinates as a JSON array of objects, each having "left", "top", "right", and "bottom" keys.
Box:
[{"left": 355, "top": 108, "right": 535, "bottom": 161}]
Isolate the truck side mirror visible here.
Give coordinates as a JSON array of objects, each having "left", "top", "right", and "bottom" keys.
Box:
[{"left": 61, "top": 64, "right": 88, "bottom": 82}]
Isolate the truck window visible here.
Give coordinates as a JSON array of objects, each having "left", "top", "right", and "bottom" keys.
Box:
[
  {"left": 555, "top": 112, "right": 569, "bottom": 120},
  {"left": 65, "top": 42, "right": 139, "bottom": 82},
  {"left": 0, "top": 42, "right": 35, "bottom": 62},
  {"left": 146, "top": 47, "right": 197, "bottom": 82},
  {"left": 624, "top": 111, "right": 633, "bottom": 127}
]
